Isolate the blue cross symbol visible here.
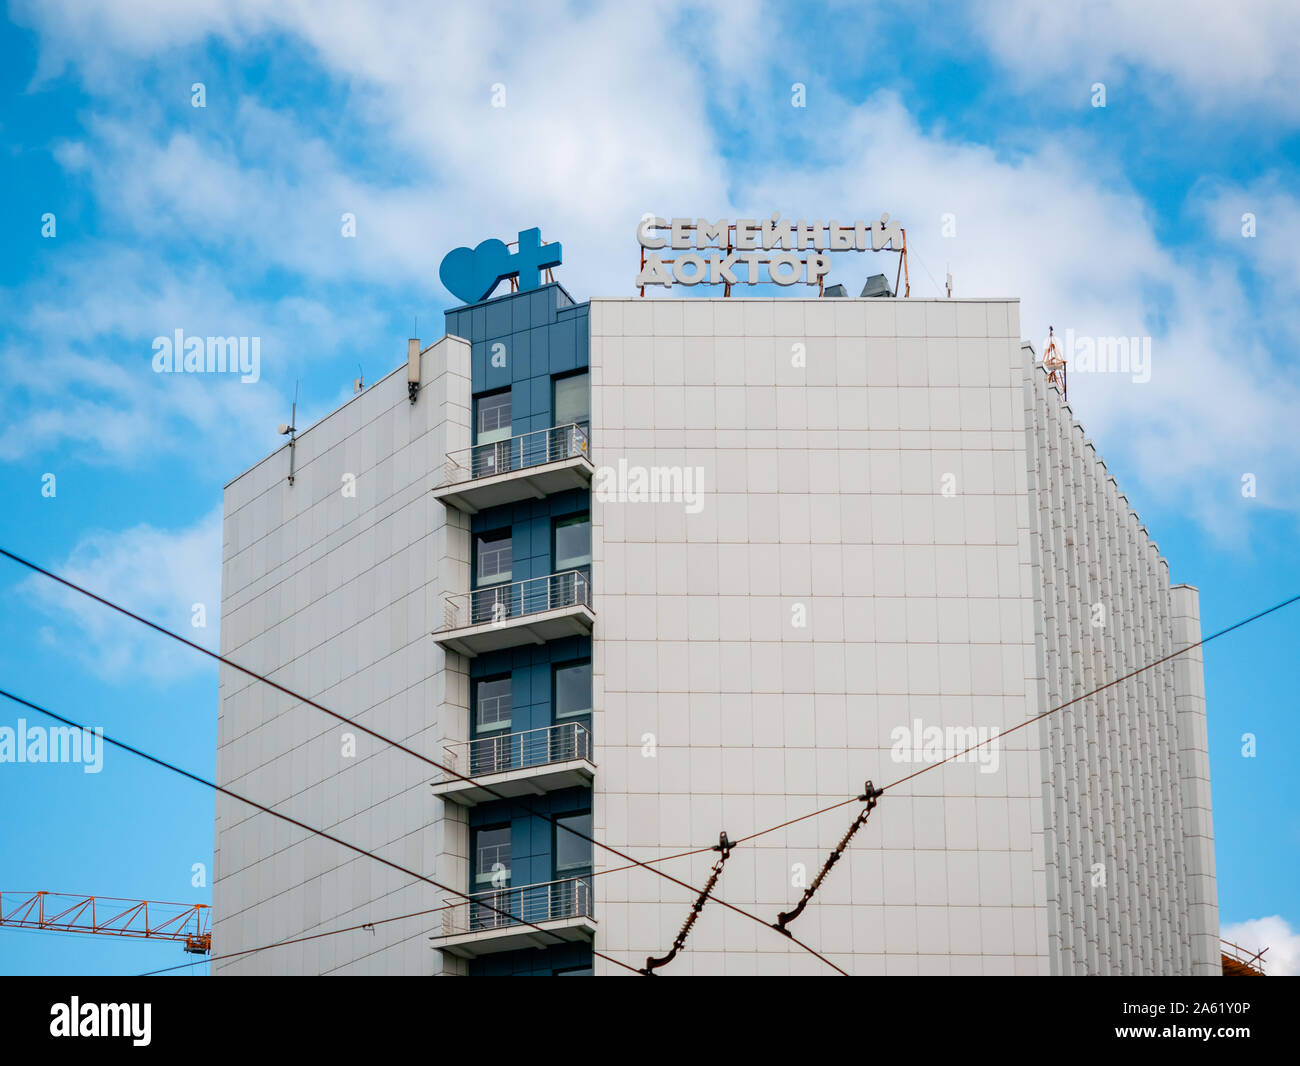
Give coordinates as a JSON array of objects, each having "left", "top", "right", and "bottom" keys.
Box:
[{"left": 512, "top": 227, "right": 563, "bottom": 292}]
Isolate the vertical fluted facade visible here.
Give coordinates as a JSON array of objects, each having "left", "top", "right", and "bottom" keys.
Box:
[{"left": 1025, "top": 354, "right": 1217, "bottom": 974}]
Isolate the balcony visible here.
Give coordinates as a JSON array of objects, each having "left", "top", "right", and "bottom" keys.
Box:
[
  {"left": 431, "top": 722, "right": 594, "bottom": 806},
  {"left": 432, "top": 878, "right": 595, "bottom": 958},
  {"left": 435, "top": 570, "right": 594, "bottom": 657},
  {"left": 433, "top": 424, "right": 593, "bottom": 514}
]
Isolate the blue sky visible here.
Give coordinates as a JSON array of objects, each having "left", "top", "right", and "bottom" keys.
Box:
[{"left": 0, "top": 0, "right": 1297, "bottom": 976}]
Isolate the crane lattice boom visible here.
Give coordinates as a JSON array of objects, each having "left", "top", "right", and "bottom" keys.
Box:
[{"left": 0, "top": 891, "right": 210, "bottom": 954}]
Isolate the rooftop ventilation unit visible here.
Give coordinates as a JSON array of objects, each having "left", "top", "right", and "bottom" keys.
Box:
[
  {"left": 860, "top": 274, "right": 893, "bottom": 298},
  {"left": 822, "top": 283, "right": 848, "bottom": 298}
]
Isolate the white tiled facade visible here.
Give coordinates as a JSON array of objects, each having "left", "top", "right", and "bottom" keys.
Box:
[
  {"left": 214, "top": 336, "right": 470, "bottom": 975},
  {"left": 213, "top": 295, "right": 1217, "bottom": 976}
]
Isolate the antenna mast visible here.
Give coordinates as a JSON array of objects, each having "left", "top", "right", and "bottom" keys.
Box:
[
  {"left": 1043, "top": 326, "right": 1067, "bottom": 402},
  {"left": 278, "top": 381, "right": 299, "bottom": 485}
]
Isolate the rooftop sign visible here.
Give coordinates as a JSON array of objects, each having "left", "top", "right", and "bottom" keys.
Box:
[
  {"left": 635, "top": 214, "right": 904, "bottom": 294},
  {"left": 439, "top": 227, "right": 562, "bottom": 305}
]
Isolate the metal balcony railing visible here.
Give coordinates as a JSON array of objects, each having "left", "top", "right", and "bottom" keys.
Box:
[
  {"left": 443, "top": 721, "right": 592, "bottom": 779},
  {"left": 440, "top": 423, "right": 590, "bottom": 488},
  {"left": 442, "top": 877, "right": 593, "bottom": 937},
  {"left": 443, "top": 570, "right": 591, "bottom": 630},
  {"left": 1221, "top": 937, "right": 1267, "bottom": 975}
]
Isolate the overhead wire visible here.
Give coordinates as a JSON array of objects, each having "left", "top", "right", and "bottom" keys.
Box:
[
  {"left": 13, "top": 543, "right": 1285, "bottom": 970},
  {"left": 137, "top": 901, "right": 459, "bottom": 976},
  {"left": 136, "top": 843, "right": 728, "bottom": 976},
  {"left": 0, "top": 687, "right": 645, "bottom": 976},
  {"left": 0, "top": 547, "right": 842, "bottom": 973},
  {"left": 641, "top": 831, "right": 735, "bottom": 975},
  {"left": 879, "top": 591, "right": 1300, "bottom": 794},
  {"left": 730, "top": 590, "right": 1300, "bottom": 934}
]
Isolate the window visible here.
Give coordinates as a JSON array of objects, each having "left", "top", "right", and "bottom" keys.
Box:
[
  {"left": 553, "top": 372, "right": 589, "bottom": 429},
  {"left": 473, "top": 825, "right": 511, "bottom": 887},
  {"left": 475, "top": 530, "right": 512, "bottom": 586},
  {"left": 554, "top": 660, "right": 592, "bottom": 720},
  {"left": 555, "top": 811, "right": 592, "bottom": 874},
  {"left": 553, "top": 513, "right": 591, "bottom": 572},
  {"left": 472, "top": 531, "right": 514, "bottom": 623},
  {"left": 475, "top": 391, "right": 512, "bottom": 445},
  {"left": 554, "top": 965, "right": 593, "bottom": 976},
  {"left": 475, "top": 675, "right": 512, "bottom": 732},
  {"left": 473, "top": 391, "right": 515, "bottom": 478}
]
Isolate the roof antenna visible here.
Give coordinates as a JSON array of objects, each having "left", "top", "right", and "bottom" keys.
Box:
[
  {"left": 353, "top": 362, "right": 364, "bottom": 395},
  {"left": 278, "top": 380, "right": 299, "bottom": 485},
  {"left": 945, "top": 263, "right": 952, "bottom": 299},
  {"left": 1043, "top": 326, "right": 1067, "bottom": 402}
]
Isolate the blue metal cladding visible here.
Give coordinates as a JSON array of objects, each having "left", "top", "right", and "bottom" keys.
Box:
[
  {"left": 445, "top": 282, "right": 594, "bottom": 973},
  {"left": 469, "top": 942, "right": 593, "bottom": 977},
  {"left": 444, "top": 282, "right": 589, "bottom": 439},
  {"left": 468, "top": 787, "right": 592, "bottom": 887},
  {"left": 469, "top": 489, "right": 589, "bottom": 587},
  {"left": 469, "top": 635, "right": 591, "bottom": 740}
]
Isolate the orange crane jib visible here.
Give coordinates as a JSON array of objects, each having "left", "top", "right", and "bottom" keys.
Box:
[{"left": 0, "top": 891, "right": 211, "bottom": 955}]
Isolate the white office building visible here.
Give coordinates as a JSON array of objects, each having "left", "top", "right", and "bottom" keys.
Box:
[{"left": 213, "top": 279, "right": 1218, "bottom": 975}]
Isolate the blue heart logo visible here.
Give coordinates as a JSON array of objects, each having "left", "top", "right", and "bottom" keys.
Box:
[{"left": 439, "top": 238, "right": 512, "bottom": 304}]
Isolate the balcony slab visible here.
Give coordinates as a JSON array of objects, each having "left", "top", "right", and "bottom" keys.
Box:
[
  {"left": 434, "top": 603, "right": 594, "bottom": 657},
  {"left": 433, "top": 456, "right": 593, "bottom": 514},
  {"left": 432, "top": 914, "right": 596, "bottom": 958},
  {"left": 431, "top": 757, "right": 595, "bottom": 806}
]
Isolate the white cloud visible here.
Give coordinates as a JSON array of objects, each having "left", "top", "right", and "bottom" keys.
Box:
[
  {"left": 15, "top": 0, "right": 735, "bottom": 301},
  {"left": 1221, "top": 915, "right": 1300, "bottom": 976},
  {"left": 0, "top": 244, "right": 388, "bottom": 466},
  {"left": 59, "top": 109, "right": 446, "bottom": 288},
  {"left": 15, "top": 0, "right": 278, "bottom": 84},
  {"left": 969, "top": 0, "right": 1300, "bottom": 116},
  {"left": 11, "top": 1, "right": 1300, "bottom": 543},
  {"left": 1192, "top": 175, "right": 1300, "bottom": 298},
  {"left": 19, "top": 508, "right": 223, "bottom": 684},
  {"left": 739, "top": 92, "right": 1300, "bottom": 539}
]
